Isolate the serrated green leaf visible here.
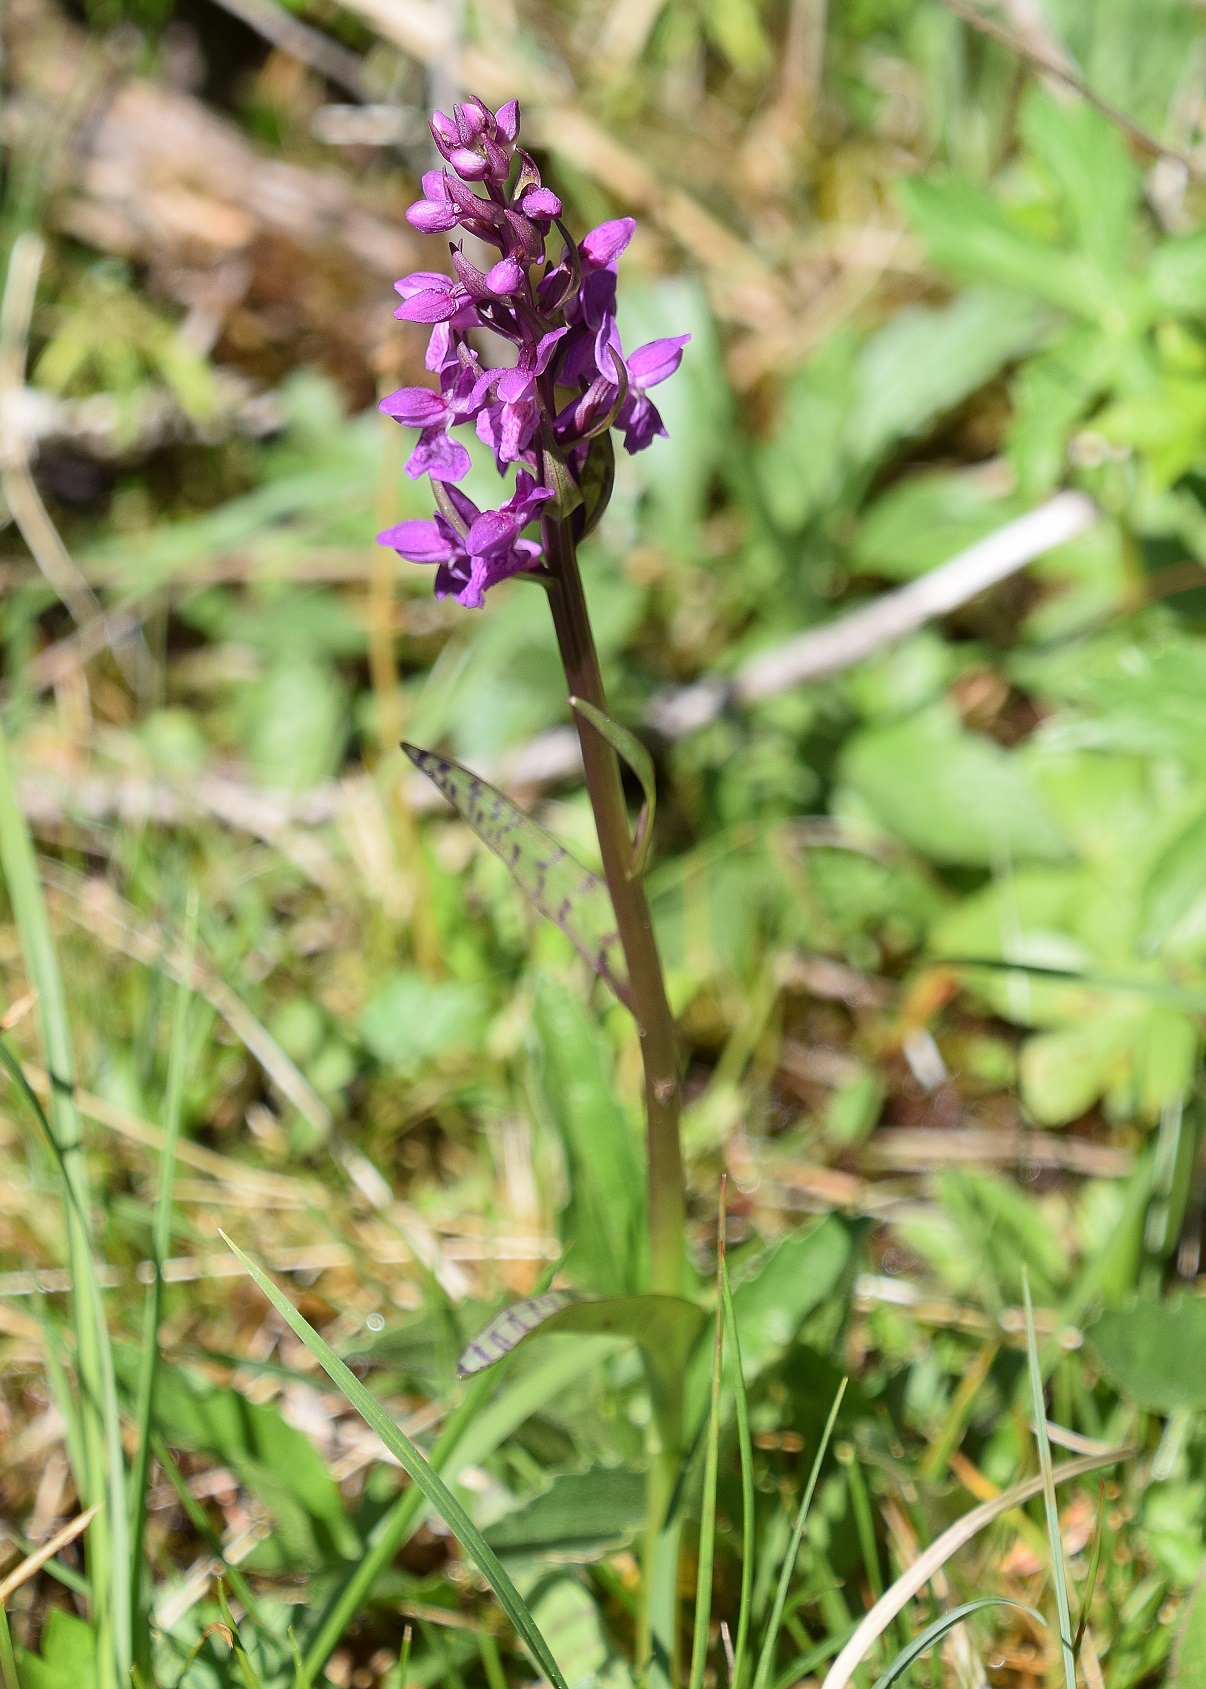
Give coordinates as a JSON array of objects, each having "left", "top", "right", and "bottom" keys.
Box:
[{"left": 403, "top": 743, "right": 628, "bottom": 1003}]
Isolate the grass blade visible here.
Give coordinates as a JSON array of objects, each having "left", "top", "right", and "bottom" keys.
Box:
[
  {"left": 0, "top": 723, "right": 129, "bottom": 1689},
  {"left": 751, "top": 1378, "right": 848, "bottom": 1689},
  {"left": 1023, "top": 1271, "right": 1077, "bottom": 1689},
  {"left": 818, "top": 1448, "right": 1130, "bottom": 1689},
  {"left": 221, "top": 1232, "right": 571, "bottom": 1689},
  {"left": 688, "top": 1186, "right": 727, "bottom": 1689},
  {"left": 869, "top": 1597, "right": 1042, "bottom": 1689},
  {"left": 0, "top": 1604, "right": 18, "bottom": 1689},
  {"left": 129, "top": 891, "right": 198, "bottom": 1671},
  {"left": 301, "top": 1253, "right": 571, "bottom": 1684},
  {"left": 720, "top": 1227, "right": 754, "bottom": 1689}
]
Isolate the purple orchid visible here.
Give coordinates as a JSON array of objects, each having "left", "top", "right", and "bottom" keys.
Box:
[
  {"left": 378, "top": 472, "right": 554, "bottom": 609},
  {"left": 376, "top": 96, "right": 689, "bottom": 606}
]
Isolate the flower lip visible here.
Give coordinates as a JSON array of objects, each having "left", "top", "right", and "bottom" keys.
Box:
[
  {"left": 379, "top": 386, "right": 448, "bottom": 424},
  {"left": 376, "top": 517, "right": 452, "bottom": 562}
]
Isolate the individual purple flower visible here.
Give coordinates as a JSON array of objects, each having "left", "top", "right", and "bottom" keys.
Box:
[
  {"left": 393, "top": 270, "right": 469, "bottom": 324},
  {"left": 379, "top": 353, "right": 496, "bottom": 482},
  {"left": 377, "top": 472, "right": 554, "bottom": 609},
  {"left": 615, "top": 335, "right": 691, "bottom": 452}
]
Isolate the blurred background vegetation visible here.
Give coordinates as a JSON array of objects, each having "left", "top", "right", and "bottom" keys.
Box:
[{"left": 3, "top": 0, "right": 1206, "bottom": 1684}]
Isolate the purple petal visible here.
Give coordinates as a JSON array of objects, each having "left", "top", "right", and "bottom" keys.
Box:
[
  {"left": 395, "top": 287, "right": 466, "bottom": 323},
  {"left": 466, "top": 508, "right": 522, "bottom": 555},
  {"left": 425, "top": 323, "right": 454, "bottom": 373},
  {"left": 394, "top": 270, "right": 454, "bottom": 299},
  {"left": 406, "top": 427, "right": 472, "bottom": 482},
  {"left": 449, "top": 146, "right": 489, "bottom": 181},
  {"left": 580, "top": 217, "right": 636, "bottom": 269},
  {"left": 442, "top": 482, "right": 482, "bottom": 529},
  {"left": 421, "top": 170, "right": 448, "bottom": 199},
  {"left": 377, "top": 518, "right": 453, "bottom": 562},
  {"left": 486, "top": 256, "right": 524, "bottom": 295},
  {"left": 627, "top": 334, "right": 691, "bottom": 389},
  {"left": 533, "top": 326, "right": 567, "bottom": 375},
  {"left": 495, "top": 98, "right": 520, "bottom": 142},
  {"left": 519, "top": 186, "right": 561, "bottom": 220},
  {"left": 406, "top": 199, "right": 460, "bottom": 233},
  {"left": 618, "top": 393, "right": 667, "bottom": 453},
  {"left": 495, "top": 367, "right": 534, "bottom": 404},
  {"left": 430, "top": 110, "right": 458, "bottom": 149},
  {"left": 379, "top": 386, "right": 448, "bottom": 425},
  {"left": 458, "top": 97, "right": 491, "bottom": 141}
]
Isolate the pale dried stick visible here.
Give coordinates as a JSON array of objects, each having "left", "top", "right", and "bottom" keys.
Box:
[{"left": 0, "top": 1504, "right": 100, "bottom": 1604}]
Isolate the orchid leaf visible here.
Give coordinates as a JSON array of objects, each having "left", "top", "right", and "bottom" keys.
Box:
[
  {"left": 458, "top": 1293, "right": 707, "bottom": 1443},
  {"left": 569, "top": 697, "right": 657, "bottom": 877},
  {"left": 402, "top": 744, "right": 629, "bottom": 1004},
  {"left": 457, "top": 1291, "right": 581, "bottom": 1376}
]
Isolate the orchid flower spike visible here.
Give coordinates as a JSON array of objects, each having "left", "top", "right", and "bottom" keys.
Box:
[{"left": 378, "top": 96, "right": 689, "bottom": 608}]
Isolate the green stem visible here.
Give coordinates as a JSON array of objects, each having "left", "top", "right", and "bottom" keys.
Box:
[
  {"left": 539, "top": 512, "right": 686, "bottom": 1300},
  {"left": 540, "top": 509, "right": 686, "bottom": 1684}
]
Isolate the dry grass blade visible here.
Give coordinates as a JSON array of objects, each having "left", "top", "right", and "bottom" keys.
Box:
[
  {"left": 0, "top": 1503, "right": 100, "bottom": 1603},
  {"left": 816, "top": 1449, "right": 1132, "bottom": 1689}
]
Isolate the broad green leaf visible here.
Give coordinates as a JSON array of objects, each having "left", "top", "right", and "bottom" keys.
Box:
[
  {"left": 569, "top": 697, "right": 656, "bottom": 877},
  {"left": 730, "top": 1215, "right": 854, "bottom": 1378},
  {"left": 404, "top": 744, "right": 628, "bottom": 1003},
  {"left": 841, "top": 705, "right": 1070, "bottom": 868},
  {"left": 898, "top": 176, "right": 1095, "bottom": 316},
  {"left": 484, "top": 1468, "right": 646, "bottom": 1561},
  {"left": 534, "top": 975, "right": 645, "bottom": 1294},
  {"left": 16, "top": 1612, "right": 95, "bottom": 1689},
  {"left": 1086, "top": 1299, "right": 1206, "bottom": 1411},
  {"left": 359, "top": 971, "right": 489, "bottom": 1073},
  {"left": 1141, "top": 808, "right": 1206, "bottom": 954},
  {"left": 1172, "top": 1575, "right": 1206, "bottom": 1685},
  {"left": 222, "top": 1234, "right": 572, "bottom": 1689},
  {"left": 848, "top": 289, "right": 1052, "bottom": 466},
  {"left": 1148, "top": 231, "right": 1206, "bottom": 316},
  {"left": 144, "top": 1363, "right": 359, "bottom": 1565},
  {"left": 852, "top": 470, "right": 1022, "bottom": 582},
  {"left": 871, "top": 1599, "right": 1041, "bottom": 1689},
  {"left": 1018, "top": 90, "right": 1137, "bottom": 273},
  {"left": 459, "top": 1292, "right": 706, "bottom": 1443}
]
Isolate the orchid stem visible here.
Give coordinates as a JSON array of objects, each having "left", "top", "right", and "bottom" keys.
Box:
[{"left": 541, "top": 508, "right": 686, "bottom": 1683}]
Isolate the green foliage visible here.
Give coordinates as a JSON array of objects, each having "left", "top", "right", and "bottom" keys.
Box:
[
  {"left": 1086, "top": 1299, "right": 1206, "bottom": 1411},
  {"left": 533, "top": 976, "right": 646, "bottom": 1294}
]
